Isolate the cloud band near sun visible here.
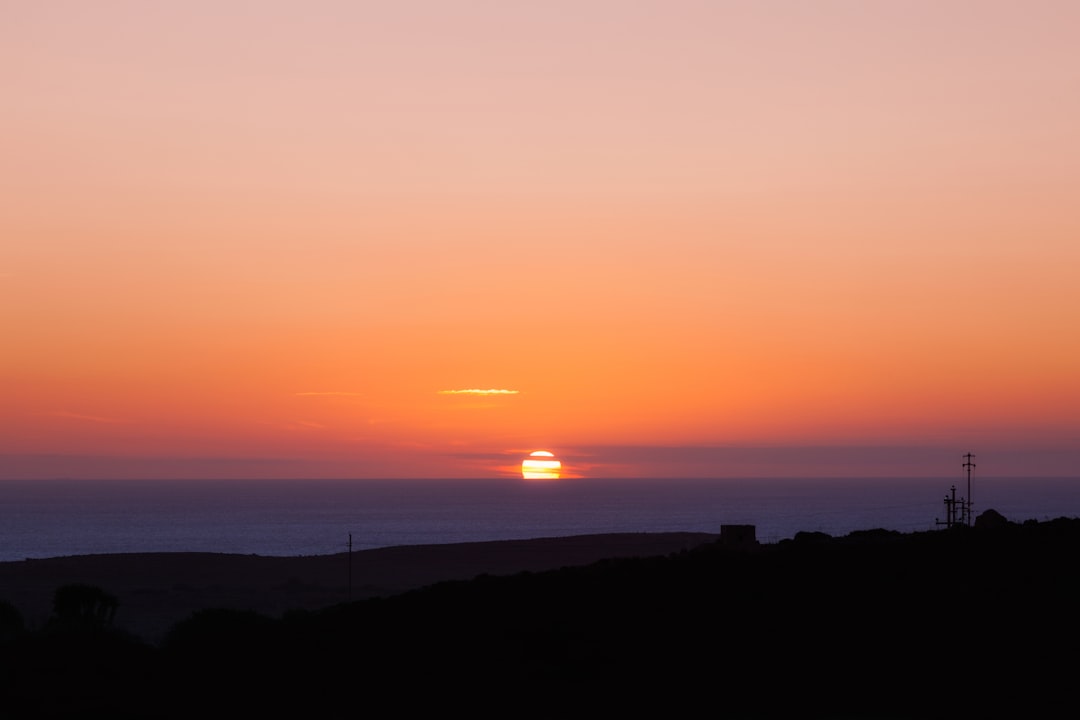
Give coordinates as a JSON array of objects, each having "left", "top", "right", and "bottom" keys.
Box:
[{"left": 438, "top": 389, "right": 520, "bottom": 396}]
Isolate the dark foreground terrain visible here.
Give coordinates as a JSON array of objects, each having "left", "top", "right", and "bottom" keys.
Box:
[{"left": 3, "top": 513, "right": 1079, "bottom": 718}]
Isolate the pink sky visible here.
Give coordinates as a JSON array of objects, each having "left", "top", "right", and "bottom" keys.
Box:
[{"left": 3, "top": 1, "right": 1078, "bottom": 479}]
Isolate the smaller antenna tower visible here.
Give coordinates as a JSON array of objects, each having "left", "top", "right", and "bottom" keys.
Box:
[
  {"left": 962, "top": 453, "right": 976, "bottom": 526},
  {"left": 936, "top": 453, "right": 976, "bottom": 529},
  {"left": 937, "top": 485, "right": 963, "bottom": 529}
]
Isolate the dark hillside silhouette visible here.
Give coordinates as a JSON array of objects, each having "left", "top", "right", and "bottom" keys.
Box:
[{"left": 3, "top": 514, "right": 1080, "bottom": 717}]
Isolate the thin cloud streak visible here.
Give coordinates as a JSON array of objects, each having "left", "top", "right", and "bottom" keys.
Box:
[{"left": 438, "top": 389, "right": 520, "bottom": 396}]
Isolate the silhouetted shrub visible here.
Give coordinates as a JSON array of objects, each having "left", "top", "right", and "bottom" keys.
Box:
[
  {"left": 0, "top": 599, "right": 25, "bottom": 641},
  {"left": 791, "top": 530, "right": 832, "bottom": 544},
  {"left": 49, "top": 583, "right": 118, "bottom": 631},
  {"left": 162, "top": 607, "right": 277, "bottom": 656}
]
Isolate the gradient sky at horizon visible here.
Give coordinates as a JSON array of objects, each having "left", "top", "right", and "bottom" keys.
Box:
[{"left": 3, "top": 1, "right": 1078, "bottom": 480}]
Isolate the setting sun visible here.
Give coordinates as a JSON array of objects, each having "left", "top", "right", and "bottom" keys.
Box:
[
  {"left": 522, "top": 451, "right": 562, "bottom": 480},
  {"left": 2, "top": 2, "right": 1078, "bottom": 482}
]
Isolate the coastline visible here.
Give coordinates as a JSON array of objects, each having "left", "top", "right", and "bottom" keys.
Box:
[
  {"left": 6, "top": 518, "right": 1080, "bottom": 716},
  {"left": 0, "top": 531, "right": 718, "bottom": 644}
]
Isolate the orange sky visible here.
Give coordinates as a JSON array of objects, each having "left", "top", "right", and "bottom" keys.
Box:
[{"left": 3, "top": 1, "right": 1078, "bottom": 479}]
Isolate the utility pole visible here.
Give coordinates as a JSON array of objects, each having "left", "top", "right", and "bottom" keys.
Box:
[
  {"left": 347, "top": 532, "right": 353, "bottom": 600},
  {"left": 963, "top": 453, "right": 976, "bottom": 526},
  {"left": 937, "top": 485, "right": 960, "bottom": 529}
]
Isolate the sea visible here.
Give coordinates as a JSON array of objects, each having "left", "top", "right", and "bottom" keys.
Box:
[{"left": 2, "top": 476, "right": 1078, "bottom": 563}]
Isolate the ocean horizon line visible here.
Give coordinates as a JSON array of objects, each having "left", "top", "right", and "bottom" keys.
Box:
[{"left": 4, "top": 476, "right": 1079, "bottom": 563}]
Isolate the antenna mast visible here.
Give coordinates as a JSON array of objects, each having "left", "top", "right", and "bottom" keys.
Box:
[{"left": 962, "top": 453, "right": 976, "bottom": 526}]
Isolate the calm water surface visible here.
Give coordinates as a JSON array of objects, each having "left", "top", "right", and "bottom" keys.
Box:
[{"left": 1, "top": 476, "right": 1078, "bottom": 561}]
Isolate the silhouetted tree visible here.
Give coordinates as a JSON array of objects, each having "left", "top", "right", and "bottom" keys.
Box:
[
  {"left": 0, "top": 599, "right": 25, "bottom": 642},
  {"left": 50, "top": 583, "right": 118, "bottom": 631}
]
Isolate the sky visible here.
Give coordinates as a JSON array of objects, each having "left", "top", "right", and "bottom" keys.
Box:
[{"left": 3, "top": 1, "right": 1078, "bottom": 480}]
